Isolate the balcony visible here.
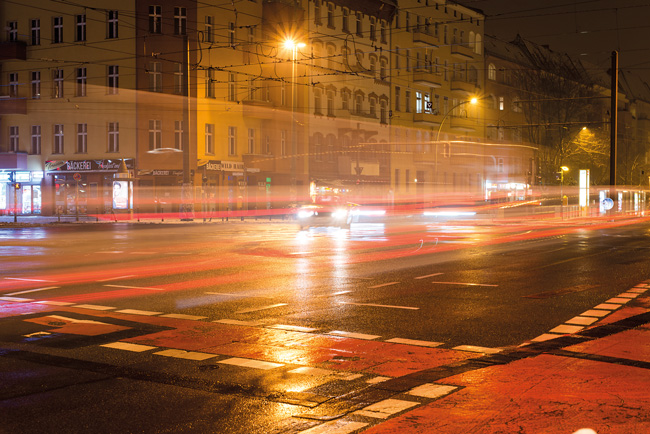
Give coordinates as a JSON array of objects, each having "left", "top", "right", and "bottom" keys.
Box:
[
  {"left": 450, "top": 116, "right": 479, "bottom": 133},
  {"left": 413, "top": 111, "right": 440, "bottom": 126},
  {"left": 451, "top": 43, "right": 475, "bottom": 60},
  {"left": 0, "top": 41, "right": 27, "bottom": 60},
  {"left": 412, "top": 70, "right": 442, "bottom": 88},
  {"left": 0, "top": 96, "right": 27, "bottom": 115},
  {"left": 412, "top": 30, "right": 439, "bottom": 47},
  {"left": 450, "top": 79, "right": 477, "bottom": 95},
  {"left": 241, "top": 99, "right": 275, "bottom": 119}
]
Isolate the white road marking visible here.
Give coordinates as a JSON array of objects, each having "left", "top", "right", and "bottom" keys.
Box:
[
  {"left": 96, "top": 251, "right": 124, "bottom": 254},
  {"left": 102, "top": 342, "right": 157, "bottom": 352},
  {"left": 4, "top": 277, "right": 56, "bottom": 282},
  {"left": 453, "top": 345, "right": 502, "bottom": 354},
  {"left": 154, "top": 349, "right": 216, "bottom": 361},
  {"left": 318, "top": 291, "right": 352, "bottom": 297},
  {"left": 33, "top": 300, "right": 74, "bottom": 306},
  {"left": 289, "top": 367, "right": 336, "bottom": 376},
  {"left": 104, "top": 284, "right": 164, "bottom": 291},
  {"left": 268, "top": 324, "right": 318, "bottom": 333},
  {"left": 218, "top": 357, "right": 283, "bottom": 370},
  {"left": 408, "top": 383, "right": 457, "bottom": 399},
  {"left": 354, "top": 399, "right": 419, "bottom": 419},
  {"left": 205, "top": 292, "right": 251, "bottom": 297},
  {"left": 385, "top": 338, "right": 444, "bottom": 347},
  {"left": 618, "top": 292, "right": 640, "bottom": 298},
  {"left": 429, "top": 281, "right": 498, "bottom": 287},
  {"left": 549, "top": 324, "right": 584, "bottom": 334},
  {"left": 73, "top": 304, "right": 115, "bottom": 311},
  {"left": 629, "top": 288, "right": 648, "bottom": 293},
  {"left": 339, "top": 302, "right": 419, "bottom": 310},
  {"left": 160, "top": 313, "right": 208, "bottom": 321},
  {"left": 235, "top": 303, "right": 288, "bottom": 314},
  {"left": 328, "top": 330, "right": 381, "bottom": 340},
  {"left": 606, "top": 297, "right": 631, "bottom": 304},
  {"left": 368, "top": 282, "right": 399, "bottom": 289},
  {"left": 366, "top": 376, "right": 391, "bottom": 384},
  {"left": 594, "top": 303, "right": 621, "bottom": 310},
  {"left": 0, "top": 296, "right": 33, "bottom": 302},
  {"left": 530, "top": 333, "right": 563, "bottom": 342},
  {"left": 581, "top": 309, "right": 610, "bottom": 317},
  {"left": 414, "top": 273, "right": 443, "bottom": 280},
  {"left": 96, "top": 275, "right": 136, "bottom": 282},
  {"left": 116, "top": 309, "right": 162, "bottom": 316},
  {"left": 338, "top": 373, "right": 363, "bottom": 381},
  {"left": 6, "top": 286, "right": 59, "bottom": 296},
  {"left": 566, "top": 316, "right": 599, "bottom": 326},
  {"left": 297, "top": 421, "right": 369, "bottom": 434},
  {"left": 214, "top": 319, "right": 262, "bottom": 327}
]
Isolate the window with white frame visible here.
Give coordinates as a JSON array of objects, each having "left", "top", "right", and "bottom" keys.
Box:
[
  {"left": 173, "top": 63, "right": 182, "bottom": 94},
  {"left": 499, "top": 96, "right": 504, "bottom": 111},
  {"left": 415, "top": 91, "right": 423, "bottom": 113},
  {"left": 8, "top": 72, "right": 18, "bottom": 98},
  {"left": 174, "top": 7, "right": 186, "bottom": 35},
  {"left": 205, "top": 16, "right": 213, "bottom": 42},
  {"left": 380, "top": 100, "right": 387, "bottom": 124},
  {"left": 342, "top": 8, "right": 349, "bottom": 33},
  {"left": 107, "top": 11, "right": 118, "bottom": 39},
  {"left": 342, "top": 90, "right": 349, "bottom": 110},
  {"left": 424, "top": 93, "right": 431, "bottom": 113},
  {"left": 488, "top": 63, "right": 496, "bottom": 81},
  {"left": 314, "top": 88, "right": 322, "bottom": 114},
  {"left": 76, "top": 123, "right": 87, "bottom": 153},
  {"left": 31, "top": 19, "right": 40, "bottom": 45},
  {"left": 355, "top": 94, "right": 363, "bottom": 114},
  {"left": 31, "top": 71, "right": 41, "bottom": 99},
  {"left": 395, "top": 86, "right": 401, "bottom": 112},
  {"left": 205, "top": 124, "right": 214, "bottom": 154},
  {"left": 108, "top": 65, "right": 119, "bottom": 94},
  {"left": 247, "top": 128, "right": 255, "bottom": 154},
  {"left": 280, "top": 129, "right": 287, "bottom": 156},
  {"left": 356, "top": 12, "right": 362, "bottom": 36},
  {"left": 327, "top": 89, "right": 334, "bottom": 116},
  {"left": 31, "top": 125, "right": 41, "bottom": 154},
  {"left": 9, "top": 126, "right": 19, "bottom": 152},
  {"left": 149, "top": 6, "right": 162, "bottom": 33},
  {"left": 8, "top": 21, "right": 18, "bottom": 41},
  {"left": 149, "top": 62, "right": 162, "bottom": 92},
  {"left": 380, "top": 20, "right": 387, "bottom": 43},
  {"left": 53, "top": 69, "right": 64, "bottom": 98},
  {"left": 76, "top": 14, "right": 86, "bottom": 42},
  {"left": 405, "top": 90, "right": 411, "bottom": 113},
  {"left": 370, "top": 97, "right": 377, "bottom": 117},
  {"left": 205, "top": 68, "right": 214, "bottom": 98},
  {"left": 175, "top": 120, "right": 183, "bottom": 149},
  {"left": 76, "top": 67, "right": 86, "bottom": 96},
  {"left": 228, "top": 126, "right": 237, "bottom": 155},
  {"left": 370, "top": 17, "right": 376, "bottom": 40},
  {"left": 148, "top": 119, "right": 161, "bottom": 150},
  {"left": 327, "top": 3, "right": 334, "bottom": 28},
  {"left": 53, "top": 124, "right": 64, "bottom": 154},
  {"left": 53, "top": 16, "right": 63, "bottom": 43},
  {"left": 108, "top": 122, "right": 119, "bottom": 152}
]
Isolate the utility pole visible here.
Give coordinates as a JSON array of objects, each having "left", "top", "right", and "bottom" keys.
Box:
[
  {"left": 610, "top": 51, "right": 618, "bottom": 202},
  {"left": 181, "top": 34, "right": 193, "bottom": 221}
]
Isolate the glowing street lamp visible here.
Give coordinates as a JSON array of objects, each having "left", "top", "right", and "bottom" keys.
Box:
[
  {"left": 435, "top": 96, "right": 479, "bottom": 143},
  {"left": 560, "top": 165, "right": 569, "bottom": 217},
  {"left": 283, "top": 38, "right": 306, "bottom": 202}
]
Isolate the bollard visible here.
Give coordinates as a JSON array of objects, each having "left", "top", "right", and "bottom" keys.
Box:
[
  {"left": 137, "top": 208, "right": 140, "bottom": 222},
  {"left": 96, "top": 207, "right": 99, "bottom": 222}
]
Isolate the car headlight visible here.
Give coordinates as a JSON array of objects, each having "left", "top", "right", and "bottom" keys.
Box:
[
  {"left": 332, "top": 208, "right": 348, "bottom": 220},
  {"left": 298, "top": 210, "right": 314, "bottom": 219}
]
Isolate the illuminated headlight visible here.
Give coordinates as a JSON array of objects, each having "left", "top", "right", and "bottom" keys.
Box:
[
  {"left": 332, "top": 208, "right": 348, "bottom": 220},
  {"left": 298, "top": 210, "right": 314, "bottom": 219}
]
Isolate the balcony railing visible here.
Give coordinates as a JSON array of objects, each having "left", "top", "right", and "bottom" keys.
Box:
[
  {"left": 0, "top": 96, "right": 27, "bottom": 115},
  {"left": 412, "top": 70, "right": 442, "bottom": 88},
  {"left": 450, "top": 79, "right": 477, "bottom": 95},
  {"left": 450, "top": 43, "right": 474, "bottom": 59},
  {"left": 412, "top": 30, "right": 439, "bottom": 47},
  {"left": 0, "top": 41, "right": 27, "bottom": 61}
]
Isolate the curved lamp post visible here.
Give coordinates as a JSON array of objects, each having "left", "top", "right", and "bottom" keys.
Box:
[
  {"left": 560, "top": 165, "right": 569, "bottom": 218},
  {"left": 283, "top": 38, "right": 306, "bottom": 203}
]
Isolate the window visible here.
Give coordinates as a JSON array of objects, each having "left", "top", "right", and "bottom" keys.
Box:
[
  {"left": 314, "top": 1, "right": 321, "bottom": 25},
  {"left": 8, "top": 72, "right": 18, "bottom": 97},
  {"left": 416, "top": 91, "right": 423, "bottom": 113},
  {"left": 406, "top": 49, "right": 410, "bottom": 71},
  {"left": 173, "top": 63, "right": 182, "bottom": 94},
  {"left": 205, "top": 68, "right": 214, "bottom": 98},
  {"left": 474, "top": 34, "right": 482, "bottom": 54},
  {"left": 280, "top": 81, "right": 286, "bottom": 106},
  {"left": 498, "top": 158, "right": 504, "bottom": 173},
  {"left": 405, "top": 12, "right": 410, "bottom": 32},
  {"left": 31, "top": 125, "right": 41, "bottom": 155},
  {"left": 356, "top": 12, "right": 362, "bottom": 36},
  {"left": 174, "top": 7, "right": 186, "bottom": 35},
  {"left": 205, "top": 16, "right": 213, "bottom": 42},
  {"left": 229, "top": 22, "right": 235, "bottom": 47},
  {"left": 247, "top": 128, "right": 255, "bottom": 154},
  {"left": 380, "top": 21, "right": 387, "bottom": 43},
  {"left": 149, "top": 120, "right": 162, "bottom": 150},
  {"left": 395, "top": 86, "right": 401, "bottom": 112},
  {"left": 370, "top": 17, "right": 376, "bottom": 41},
  {"left": 395, "top": 47, "right": 400, "bottom": 70},
  {"left": 53, "top": 69, "right": 64, "bottom": 98},
  {"left": 380, "top": 100, "right": 387, "bottom": 124},
  {"left": 53, "top": 124, "right": 64, "bottom": 154},
  {"left": 341, "top": 90, "right": 349, "bottom": 110},
  {"left": 53, "top": 17, "right": 63, "bottom": 43},
  {"left": 380, "top": 58, "right": 387, "bottom": 80},
  {"left": 76, "top": 123, "right": 87, "bottom": 153},
  {"left": 149, "top": 5, "right": 162, "bottom": 33},
  {"left": 149, "top": 62, "right": 162, "bottom": 92},
  {"left": 369, "top": 97, "right": 377, "bottom": 117},
  {"left": 9, "top": 126, "right": 19, "bottom": 152},
  {"left": 228, "top": 126, "right": 237, "bottom": 155},
  {"left": 30, "top": 19, "right": 40, "bottom": 45},
  {"left": 499, "top": 96, "right": 504, "bottom": 111},
  {"left": 108, "top": 65, "right": 119, "bottom": 94},
  {"left": 8, "top": 21, "right": 17, "bottom": 41},
  {"left": 76, "top": 67, "right": 86, "bottom": 96},
  {"left": 31, "top": 71, "right": 41, "bottom": 99},
  {"left": 327, "top": 89, "right": 334, "bottom": 116},
  {"left": 280, "top": 129, "right": 287, "bottom": 156},
  {"left": 369, "top": 56, "right": 376, "bottom": 76},
  {"left": 327, "top": 4, "right": 334, "bottom": 28},
  {"left": 342, "top": 9, "right": 349, "bottom": 33},
  {"left": 405, "top": 90, "right": 411, "bottom": 113},
  {"left": 76, "top": 14, "right": 86, "bottom": 42},
  {"left": 424, "top": 93, "right": 431, "bottom": 113},
  {"left": 443, "top": 143, "right": 450, "bottom": 158},
  {"left": 488, "top": 63, "right": 496, "bottom": 81},
  {"left": 265, "top": 135, "right": 270, "bottom": 154},
  {"left": 228, "top": 73, "right": 236, "bottom": 101},
  {"left": 108, "top": 122, "right": 119, "bottom": 152},
  {"left": 314, "top": 88, "right": 322, "bottom": 114},
  {"left": 355, "top": 94, "right": 363, "bottom": 114},
  {"left": 107, "top": 11, "right": 118, "bottom": 38},
  {"left": 205, "top": 124, "right": 214, "bottom": 154},
  {"left": 175, "top": 120, "right": 183, "bottom": 149}
]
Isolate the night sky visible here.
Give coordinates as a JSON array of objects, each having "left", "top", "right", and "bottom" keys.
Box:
[{"left": 472, "top": 0, "right": 650, "bottom": 84}]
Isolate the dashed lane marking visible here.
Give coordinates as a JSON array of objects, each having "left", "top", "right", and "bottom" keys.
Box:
[
  {"left": 328, "top": 330, "right": 381, "bottom": 340},
  {"left": 580, "top": 309, "right": 610, "bottom": 317},
  {"left": 414, "top": 273, "right": 444, "bottom": 280},
  {"left": 214, "top": 319, "right": 263, "bottom": 327},
  {"left": 452, "top": 345, "right": 502, "bottom": 354},
  {"left": 96, "top": 275, "right": 136, "bottom": 282},
  {"left": 549, "top": 324, "right": 584, "bottom": 334},
  {"left": 235, "top": 303, "right": 288, "bottom": 314},
  {"left": 565, "top": 316, "right": 599, "bottom": 326},
  {"left": 73, "top": 304, "right": 115, "bottom": 311},
  {"left": 594, "top": 303, "right": 622, "bottom": 310},
  {"left": 4, "top": 277, "right": 56, "bottom": 282},
  {"left": 218, "top": 357, "right": 283, "bottom": 370},
  {"left": 104, "top": 284, "right": 164, "bottom": 291},
  {"left": 102, "top": 342, "right": 157, "bottom": 352},
  {"left": 368, "top": 282, "right": 399, "bottom": 289},
  {"left": 96, "top": 251, "right": 123, "bottom": 254},
  {"left": 385, "top": 338, "right": 443, "bottom": 347},
  {"left": 606, "top": 297, "right": 631, "bottom": 304},
  {"left": 297, "top": 421, "right": 369, "bottom": 434},
  {"left": 154, "top": 349, "right": 216, "bottom": 361},
  {"left": 268, "top": 324, "right": 318, "bottom": 333},
  {"left": 618, "top": 292, "right": 640, "bottom": 298},
  {"left": 407, "top": 383, "right": 458, "bottom": 399},
  {"left": 160, "top": 313, "right": 208, "bottom": 321},
  {"left": 6, "top": 287, "right": 59, "bottom": 296},
  {"left": 429, "top": 281, "right": 498, "bottom": 287},
  {"left": 353, "top": 398, "right": 419, "bottom": 419},
  {"left": 116, "top": 309, "right": 163, "bottom": 316},
  {"left": 339, "top": 302, "right": 419, "bottom": 310}
]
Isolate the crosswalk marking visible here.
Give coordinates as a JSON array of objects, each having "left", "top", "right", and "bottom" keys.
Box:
[
  {"left": 407, "top": 383, "right": 457, "bottom": 399},
  {"left": 218, "top": 357, "right": 283, "bottom": 370},
  {"left": 354, "top": 399, "right": 419, "bottom": 419},
  {"left": 154, "top": 349, "right": 216, "bottom": 361},
  {"left": 102, "top": 342, "right": 157, "bottom": 352},
  {"left": 386, "top": 338, "right": 443, "bottom": 347}
]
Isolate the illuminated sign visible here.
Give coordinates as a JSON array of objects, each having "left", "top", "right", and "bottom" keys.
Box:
[
  {"left": 112, "top": 181, "right": 129, "bottom": 210},
  {"left": 0, "top": 173, "right": 10, "bottom": 183},
  {"left": 15, "top": 172, "right": 31, "bottom": 182}
]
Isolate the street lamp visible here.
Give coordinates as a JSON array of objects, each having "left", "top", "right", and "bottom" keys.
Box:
[
  {"left": 559, "top": 165, "right": 569, "bottom": 218},
  {"left": 284, "top": 38, "right": 305, "bottom": 203}
]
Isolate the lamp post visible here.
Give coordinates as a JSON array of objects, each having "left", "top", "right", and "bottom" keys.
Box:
[
  {"left": 284, "top": 38, "right": 305, "bottom": 204},
  {"left": 559, "top": 165, "right": 569, "bottom": 218}
]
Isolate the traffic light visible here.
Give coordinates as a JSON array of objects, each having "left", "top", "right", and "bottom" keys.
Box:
[{"left": 14, "top": 182, "right": 21, "bottom": 190}]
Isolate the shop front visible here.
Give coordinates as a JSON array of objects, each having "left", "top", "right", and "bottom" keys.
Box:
[
  {"left": 45, "top": 159, "right": 134, "bottom": 216},
  {"left": 0, "top": 170, "right": 44, "bottom": 215}
]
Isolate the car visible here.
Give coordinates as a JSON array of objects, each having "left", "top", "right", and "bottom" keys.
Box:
[{"left": 296, "top": 203, "right": 354, "bottom": 230}]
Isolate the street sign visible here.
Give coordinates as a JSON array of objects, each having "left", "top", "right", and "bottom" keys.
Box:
[
  {"left": 602, "top": 197, "right": 614, "bottom": 210},
  {"left": 73, "top": 173, "right": 82, "bottom": 181}
]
